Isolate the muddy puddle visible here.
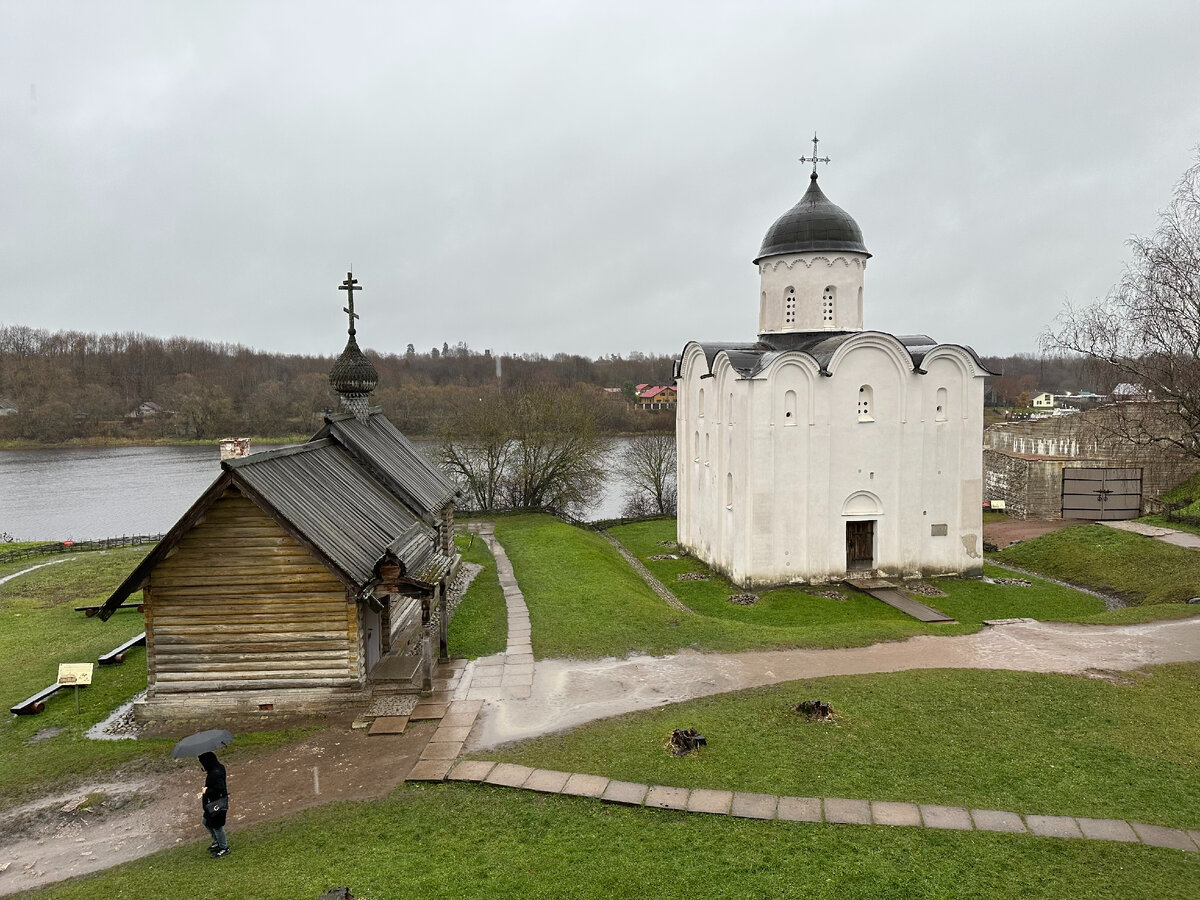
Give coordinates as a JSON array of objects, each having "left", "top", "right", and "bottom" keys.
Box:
[{"left": 470, "top": 617, "right": 1200, "bottom": 748}]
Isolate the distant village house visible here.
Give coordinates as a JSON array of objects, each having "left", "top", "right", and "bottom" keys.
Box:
[{"left": 635, "top": 384, "right": 677, "bottom": 411}]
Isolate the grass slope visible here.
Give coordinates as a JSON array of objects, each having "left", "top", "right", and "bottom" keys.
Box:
[
  {"left": 0, "top": 549, "right": 299, "bottom": 807},
  {"left": 493, "top": 515, "right": 1193, "bottom": 660},
  {"left": 31, "top": 783, "right": 1200, "bottom": 900},
  {"left": 447, "top": 532, "right": 507, "bottom": 659},
  {"left": 995, "top": 525, "right": 1200, "bottom": 605},
  {"left": 478, "top": 664, "right": 1200, "bottom": 830},
  {"left": 0, "top": 549, "right": 169, "bottom": 806}
]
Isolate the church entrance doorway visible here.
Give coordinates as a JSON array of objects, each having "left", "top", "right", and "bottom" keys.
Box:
[{"left": 846, "top": 520, "right": 875, "bottom": 571}]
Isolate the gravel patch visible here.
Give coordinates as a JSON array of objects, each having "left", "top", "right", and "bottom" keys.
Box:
[
  {"left": 86, "top": 691, "right": 147, "bottom": 741},
  {"left": 367, "top": 694, "right": 420, "bottom": 717},
  {"left": 811, "top": 590, "right": 845, "bottom": 601},
  {"left": 904, "top": 581, "right": 947, "bottom": 597}
]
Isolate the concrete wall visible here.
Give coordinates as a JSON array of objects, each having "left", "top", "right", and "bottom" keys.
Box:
[{"left": 678, "top": 336, "right": 986, "bottom": 586}]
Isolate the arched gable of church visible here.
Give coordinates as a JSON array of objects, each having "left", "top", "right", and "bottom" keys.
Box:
[
  {"left": 826, "top": 334, "right": 913, "bottom": 425},
  {"left": 919, "top": 346, "right": 984, "bottom": 422},
  {"left": 766, "top": 356, "right": 819, "bottom": 426}
]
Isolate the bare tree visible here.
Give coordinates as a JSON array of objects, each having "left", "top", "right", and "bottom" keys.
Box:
[
  {"left": 439, "top": 389, "right": 513, "bottom": 511},
  {"left": 439, "top": 385, "right": 607, "bottom": 514},
  {"left": 620, "top": 432, "right": 677, "bottom": 516},
  {"left": 501, "top": 386, "right": 607, "bottom": 514},
  {"left": 1044, "top": 154, "right": 1200, "bottom": 458}
]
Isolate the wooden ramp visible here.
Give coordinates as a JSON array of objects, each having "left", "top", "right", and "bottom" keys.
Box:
[{"left": 846, "top": 579, "right": 955, "bottom": 623}]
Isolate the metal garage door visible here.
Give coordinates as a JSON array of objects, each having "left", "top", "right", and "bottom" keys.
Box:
[{"left": 1061, "top": 467, "right": 1143, "bottom": 520}]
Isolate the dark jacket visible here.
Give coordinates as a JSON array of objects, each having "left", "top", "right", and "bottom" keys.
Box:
[{"left": 199, "top": 752, "right": 229, "bottom": 828}]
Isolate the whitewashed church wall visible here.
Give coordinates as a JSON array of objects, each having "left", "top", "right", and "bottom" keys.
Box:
[{"left": 677, "top": 340, "right": 985, "bottom": 586}]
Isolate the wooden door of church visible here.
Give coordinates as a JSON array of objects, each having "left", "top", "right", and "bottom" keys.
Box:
[{"left": 846, "top": 521, "right": 875, "bottom": 571}]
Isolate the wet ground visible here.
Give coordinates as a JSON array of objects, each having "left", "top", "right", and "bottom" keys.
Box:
[
  {"left": 469, "top": 617, "right": 1200, "bottom": 748},
  {"left": 0, "top": 717, "right": 435, "bottom": 896}
]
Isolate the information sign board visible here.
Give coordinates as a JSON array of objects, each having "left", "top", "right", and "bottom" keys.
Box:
[{"left": 58, "top": 663, "right": 94, "bottom": 686}]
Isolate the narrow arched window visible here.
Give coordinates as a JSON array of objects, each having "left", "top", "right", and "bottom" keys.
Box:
[
  {"left": 698, "top": 387, "right": 705, "bottom": 418},
  {"left": 784, "top": 286, "right": 797, "bottom": 325},
  {"left": 935, "top": 387, "right": 948, "bottom": 422},
  {"left": 784, "top": 389, "right": 797, "bottom": 425},
  {"left": 858, "top": 385, "right": 874, "bottom": 422},
  {"left": 727, "top": 392, "right": 734, "bottom": 424},
  {"left": 693, "top": 430, "right": 700, "bottom": 462},
  {"left": 726, "top": 472, "right": 733, "bottom": 509},
  {"left": 704, "top": 432, "right": 710, "bottom": 465},
  {"left": 822, "top": 286, "right": 836, "bottom": 325}
]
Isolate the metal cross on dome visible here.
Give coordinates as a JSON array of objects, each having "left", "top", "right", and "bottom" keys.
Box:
[
  {"left": 339, "top": 272, "right": 362, "bottom": 335},
  {"left": 799, "top": 132, "right": 831, "bottom": 175}
]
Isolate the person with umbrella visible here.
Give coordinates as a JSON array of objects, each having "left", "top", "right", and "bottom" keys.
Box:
[
  {"left": 172, "top": 729, "right": 233, "bottom": 858},
  {"left": 200, "top": 751, "right": 231, "bottom": 857}
]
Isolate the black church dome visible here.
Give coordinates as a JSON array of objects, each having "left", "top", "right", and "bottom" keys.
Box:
[{"left": 754, "top": 173, "right": 870, "bottom": 262}]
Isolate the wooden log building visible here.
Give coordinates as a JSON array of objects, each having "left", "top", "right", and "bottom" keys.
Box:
[{"left": 98, "top": 274, "right": 460, "bottom": 725}]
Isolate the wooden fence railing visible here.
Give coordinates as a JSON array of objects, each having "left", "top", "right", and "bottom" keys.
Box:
[{"left": 0, "top": 534, "right": 163, "bottom": 566}]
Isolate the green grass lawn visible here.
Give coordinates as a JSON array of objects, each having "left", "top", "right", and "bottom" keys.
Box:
[
  {"left": 29, "top": 782, "right": 1200, "bottom": 900},
  {"left": 562, "top": 518, "right": 1184, "bottom": 660},
  {"left": 0, "top": 548, "right": 171, "bottom": 807},
  {"left": 995, "top": 524, "right": 1200, "bottom": 605},
  {"left": 447, "top": 532, "right": 507, "bottom": 659},
  {"left": 0, "top": 549, "right": 298, "bottom": 808},
  {"left": 477, "top": 664, "right": 1200, "bottom": 830}
]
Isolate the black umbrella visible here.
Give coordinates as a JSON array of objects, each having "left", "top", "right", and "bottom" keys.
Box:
[{"left": 170, "top": 729, "right": 234, "bottom": 759}]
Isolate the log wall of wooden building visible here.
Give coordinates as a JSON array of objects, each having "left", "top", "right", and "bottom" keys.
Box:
[{"left": 141, "top": 489, "right": 365, "bottom": 715}]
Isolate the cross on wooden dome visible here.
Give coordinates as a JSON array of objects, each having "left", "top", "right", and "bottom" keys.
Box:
[
  {"left": 799, "top": 132, "right": 831, "bottom": 176},
  {"left": 339, "top": 272, "right": 362, "bottom": 335}
]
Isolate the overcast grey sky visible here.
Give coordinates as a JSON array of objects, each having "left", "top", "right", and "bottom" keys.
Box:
[{"left": 2, "top": 1, "right": 1198, "bottom": 361}]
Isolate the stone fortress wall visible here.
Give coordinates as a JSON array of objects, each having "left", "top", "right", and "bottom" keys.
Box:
[{"left": 983, "top": 405, "right": 1199, "bottom": 519}]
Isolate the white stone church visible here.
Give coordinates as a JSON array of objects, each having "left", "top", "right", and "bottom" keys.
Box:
[{"left": 675, "top": 161, "right": 991, "bottom": 586}]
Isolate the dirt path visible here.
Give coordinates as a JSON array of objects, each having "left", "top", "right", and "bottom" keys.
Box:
[
  {"left": 0, "top": 717, "right": 434, "bottom": 896},
  {"left": 470, "top": 617, "right": 1200, "bottom": 748},
  {"left": 983, "top": 517, "right": 1088, "bottom": 549}
]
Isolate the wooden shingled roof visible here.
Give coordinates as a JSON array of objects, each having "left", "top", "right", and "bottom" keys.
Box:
[
  {"left": 98, "top": 414, "right": 457, "bottom": 620},
  {"left": 314, "top": 410, "right": 460, "bottom": 524}
]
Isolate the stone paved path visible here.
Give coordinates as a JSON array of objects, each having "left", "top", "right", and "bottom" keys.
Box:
[
  {"left": 413, "top": 759, "right": 1200, "bottom": 852},
  {"left": 1102, "top": 519, "right": 1200, "bottom": 550},
  {"left": 455, "top": 523, "right": 534, "bottom": 702}
]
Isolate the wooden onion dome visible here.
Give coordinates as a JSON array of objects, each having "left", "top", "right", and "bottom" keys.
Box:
[{"left": 329, "top": 272, "right": 379, "bottom": 422}]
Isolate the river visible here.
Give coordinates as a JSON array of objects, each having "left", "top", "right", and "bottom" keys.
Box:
[{"left": 0, "top": 440, "right": 638, "bottom": 542}]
